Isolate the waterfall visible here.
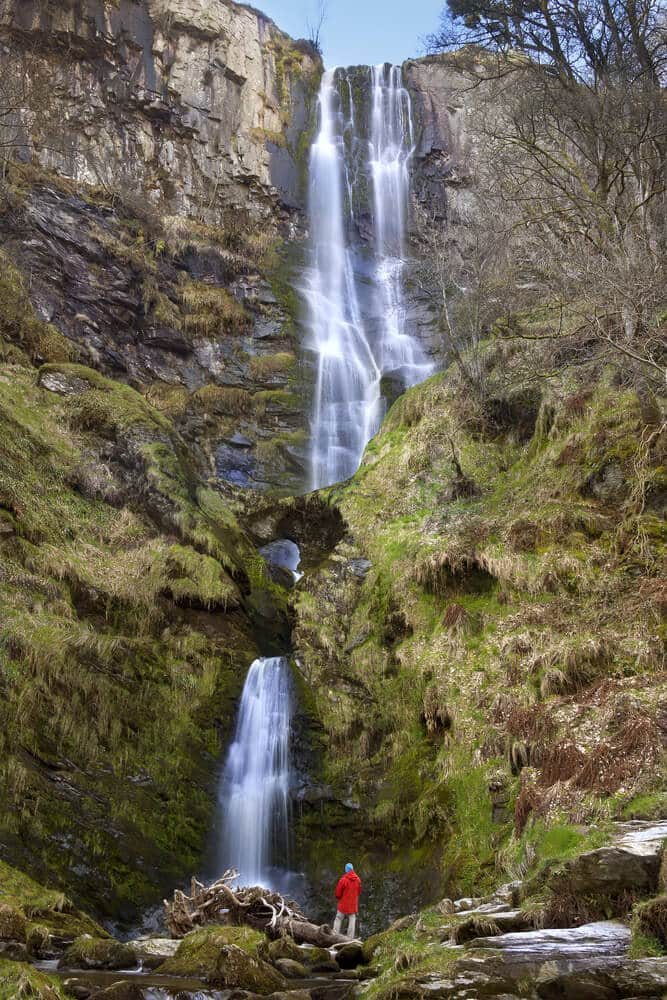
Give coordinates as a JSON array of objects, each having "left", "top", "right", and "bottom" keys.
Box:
[
  {"left": 304, "top": 64, "right": 433, "bottom": 491},
  {"left": 218, "top": 657, "right": 292, "bottom": 887}
]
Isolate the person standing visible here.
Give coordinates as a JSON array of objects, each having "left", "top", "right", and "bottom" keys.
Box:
[{"left": 333, "top": 862, "right": 362, "bottom": 939}]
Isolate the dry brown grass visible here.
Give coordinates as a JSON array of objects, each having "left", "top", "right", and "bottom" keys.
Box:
[
  {"left": 573, "top": 711, "right": 664, "bottom": 793},
  {"left": 422, "top": 684, "right": 453, "bottom": 735},
  {"left": 179, "top": 280, "right": 250, "bottom": 335},
  {"left": 538, "top": 740, "right": 587, "bottom": 787},
  {"left": 191, "top": 385, "right": 253, "bottom": 416}
]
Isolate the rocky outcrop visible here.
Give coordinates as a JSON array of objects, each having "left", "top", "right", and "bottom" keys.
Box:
[
  {"left": 405, "top": 51, "right": 491, "bottom": 225},
  {"left": 0, "top": 0, "right": 321, "bottom": 223}
]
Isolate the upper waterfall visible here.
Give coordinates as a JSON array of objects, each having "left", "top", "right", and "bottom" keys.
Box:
[{"left": 303, "top": 64, "right": 433, "bottom": 491}]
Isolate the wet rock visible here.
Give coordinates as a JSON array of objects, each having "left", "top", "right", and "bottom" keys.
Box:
[
  {"left": 267, "top": 937, "right": 308, "bottom": 964},
  {"left": 94, "top": 984, "right": 144, "bottom": 1000},
  {"left": 613, "top": 821, "right": 667, "bottom": 856},
  {"left": 335, "top": 943, "right": 364, "bottom": 969},
  {"left": 310, "top": 959, "right": 341, "bottom": 974},
  {"left": 212, "top": 944, "right": 288, "bottom": 993},
  {"left": 274, "top": 958, "right": 308, "bottom": 978},
  {"left": 536, "top": 957, "right": 667, "bottom": 999},
  {"left": 59, "top": 934, "right": 139, "bottom": 970},
  {"left": 62, "top": 980, "right": 93, "bottom": 1000},
  {"left": 348, "top": 559, "right": 372, "bottom": 580},
  {"left": 128, "top": 936, "right": 180, "bottom": 969},
  {"left": 468, "top": 920, "right": 631, "bottom": 959},
  {"left": 0, "top": 940, "right": 28, "bottom": 961}
]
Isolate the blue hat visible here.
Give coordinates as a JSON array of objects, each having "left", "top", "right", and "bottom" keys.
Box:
[{"left": 345, "top": 862, "right": 354, "bottom": 872}]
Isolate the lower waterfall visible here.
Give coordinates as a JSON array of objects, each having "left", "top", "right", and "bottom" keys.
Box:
[{"left": 218, "top": 657, "right": 293, "bottom": 887}]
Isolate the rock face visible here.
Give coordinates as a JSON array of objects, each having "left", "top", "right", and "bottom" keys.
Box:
[
  {"left": 405, "top": 52, "right": 489, "bottom": 225},
  {"left": 0, "top": 0, "right": 321, "bottom": 223}
]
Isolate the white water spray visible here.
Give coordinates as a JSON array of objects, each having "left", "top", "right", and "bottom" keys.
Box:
[
  {"left": 219, "top": 657, "right": 292, "bottom": 886},
  {"left": 304, "top": 64, "right": 433, "bottom": 490}
]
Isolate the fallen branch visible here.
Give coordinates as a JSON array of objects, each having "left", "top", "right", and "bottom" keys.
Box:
[{"left": 164, "top": 873, "right": 351, "bottom": 946}]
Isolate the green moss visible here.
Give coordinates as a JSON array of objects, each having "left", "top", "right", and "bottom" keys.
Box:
[
  {"left": 249, "top": 353, "right": 296, "bottom": 378},
  {"left": 294, "top": 349, "right": 665, "bottom": 906},
  {"left": 157, "top": 926, "right": 265, "bottom": 977},
  {"left": 0, "top": 861, "right": 104, "bottom": 938},
  {"left": 0, "top": 365, "right": 258, "bottom": 921},
  {"left": 0, "top": 961, "right": 66, "bottom": 1000},
  {"left": 620, "top": 791, "right": 667, "bottom": 820},
  {"left": 59, "top": 936, "right": 137, "bottom": 970}
]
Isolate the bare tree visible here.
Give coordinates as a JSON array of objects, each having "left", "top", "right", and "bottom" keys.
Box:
[
  {"left": 418, "top": 0, "right": 666, "bottom": 391},
  {"left": 306, "top": 0, "right": 328, "bottom": 57}
]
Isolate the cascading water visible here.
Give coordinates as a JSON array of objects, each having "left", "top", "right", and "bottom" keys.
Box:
[
  {"left": 218, "top": 657, "right": 292, "bottom": 887},
  {"left": 304, "top": 64, "right": 433, "bottom": 490}
]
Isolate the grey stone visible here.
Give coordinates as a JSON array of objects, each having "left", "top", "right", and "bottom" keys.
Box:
[{"left": 38, "top": 370, "right": 91, "bottom": 396}]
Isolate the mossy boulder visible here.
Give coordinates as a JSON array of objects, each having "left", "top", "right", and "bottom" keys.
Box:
[
  {"left": 274, "top": 957, "right": 308, "bottom": 978},
  {"left": 267, "top": 936, "right": 309, "bottom": 963},
  {"left": 211, "top": 944, "right": 288, "bottom": 992},
  {"left": 636, "top": 895, "right": 667, "bottom": 948},
  {"left": 0, "top": 904, "right": 27, "bottom": 941},
  {"left": 156, "top": 925, "right": 265, "bottom": 978},
  {"left": 302, "top": 946, "right": 334, "bottom": 966},
  {"left": 335, "top": 942, "right": 364, "bottom": 969},
  {"left": 58, "top": 936, "right": 138, "bottom": 971}
]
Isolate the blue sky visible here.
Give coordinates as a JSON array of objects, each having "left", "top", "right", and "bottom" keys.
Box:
[{"left": 254, "top": 0, "right": 441, "bottom": 68}]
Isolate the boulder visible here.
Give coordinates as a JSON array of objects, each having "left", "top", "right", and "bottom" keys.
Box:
[
  {"left": 274, "top": 958, "right": 308, "bottom": 978},
  {"left": 0, "top": 940, "right": 28, "bottom": 961},
  {"left": 128, "top": 936, "right": 180, "bottom": 970},
  {"left": 536, "top": 957, "right": 667, "bottom": 999},
  {"left": 93, "top": 984, "right": 144, "bottom": 1000},
  {"left": 156, "top": 925, "right": 265, "bottom": 978},
  {"left": 62, "top": 979, "right": 93, "bottom": 1000},
  {"left": 335, "top": 943, "right": 364, "bottom": 969},
  {"left": 267, "top": 937, "right": 308, "bottom": 964},
  {"left": 58, "top": 935, "right": 139, "bottom": 971},
  {"left": 544, "top": 846, "right": 661, "bottom": 898},
  {"left": 211, "top": 944, "right": 289, "bottom": 993},
  {"left": 302, "top": 947, "right": 334, "bottom": 967},
  {"left": 38, "top": 370, "right": 91, "bottom": 396}
]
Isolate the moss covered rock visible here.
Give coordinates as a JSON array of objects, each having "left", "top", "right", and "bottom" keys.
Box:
[
  {"left": 210, "top": 944, "right": 288, "bottom": 992},
  {"left": 0, "top": 904, "right": 27, "bottom": 941},
  {"left": 267, "top": 936, "right": 309, "bottom": 963},
  {"left": 58, "top": 936, "right": 138, "bottom": 971},
  {"left": 156, "top": 925, "right": 265, "bottom": 978},
  {"left": 274, "top": 957, "right": 308, "bottom": 978},
  {"left": 636, "top": 895, "right": 667, "bottom": 948}
]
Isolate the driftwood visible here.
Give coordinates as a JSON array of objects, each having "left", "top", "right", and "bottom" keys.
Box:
[{"left": 164, "top": 871, "right": 351, "bottom": 946}]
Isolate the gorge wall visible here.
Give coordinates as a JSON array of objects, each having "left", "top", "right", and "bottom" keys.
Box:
[{"left": 0, "top": 0, "right": 320, "bottom": 221}]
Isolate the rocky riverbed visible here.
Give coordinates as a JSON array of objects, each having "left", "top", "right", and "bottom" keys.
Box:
[{"left": 2, "top": 822, "right": 665, "bottom": 1000}]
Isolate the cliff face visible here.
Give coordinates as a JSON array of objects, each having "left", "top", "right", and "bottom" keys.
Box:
[
  {"left": 0, "top": 0, "right": 321, "bottom": 223},
  {"left": 0, "top": 0, "right": 321, "bottom": 494},
  {"left": 405, "top": 52, "right": 488, "bottom": 225}
]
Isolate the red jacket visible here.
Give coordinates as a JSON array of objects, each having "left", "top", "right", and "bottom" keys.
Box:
[{"left": 335, "top": 871, "right": 362, "bottom": 914}]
